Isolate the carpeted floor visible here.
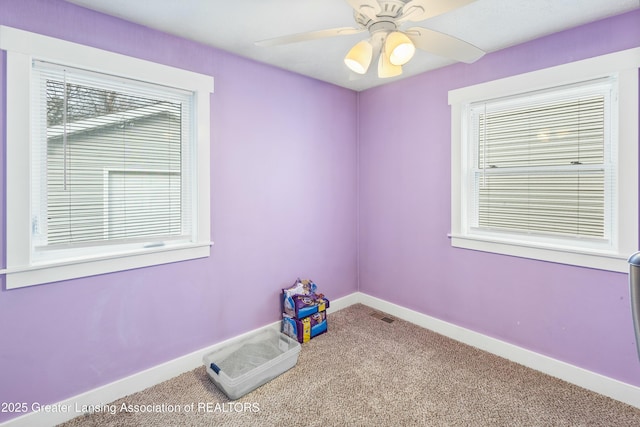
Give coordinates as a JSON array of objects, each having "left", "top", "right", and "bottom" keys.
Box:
[{"left": 60, "top": 304, "right": 640, "bottom": 426}]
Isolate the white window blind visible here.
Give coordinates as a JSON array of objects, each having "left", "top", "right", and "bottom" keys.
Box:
[
  {"left": 468, "top": 79, "right": 614, "bottom": 242},
  {"left": 31, "top": 61, "right": 194, "bottom": 254}
]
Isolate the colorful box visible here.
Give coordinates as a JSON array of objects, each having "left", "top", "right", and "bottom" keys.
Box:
[
  {"left": 282, "top": 311, "right": 328, "bottom": 343},
  {"left": 282, "top": 293, "right": 330, "bottom": 319},
  {"left": 280, "top": 278, "right": 329, "bottom": 344}
]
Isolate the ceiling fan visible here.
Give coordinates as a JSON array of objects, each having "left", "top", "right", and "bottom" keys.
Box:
[{"left": 255, "top": 0, "right": 485, "bottom": 79}]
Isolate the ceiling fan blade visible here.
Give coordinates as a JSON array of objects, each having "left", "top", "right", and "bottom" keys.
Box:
[
  {"left": 402, "top": 0, "right": 477, "bottom": 22},
  {"left": 406, "top": 27, "right": 485, "bottom": 63},
  {"left": 344, "top": 0, "right": 381, "bottom": 21},
  {"left": 255, "top": 27, "right": 364, "bottom": 47}
]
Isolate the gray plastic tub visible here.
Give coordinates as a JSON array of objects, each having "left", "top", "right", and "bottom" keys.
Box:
[{"left": 203, "top": 329, "right": 301, "bottom": 399}]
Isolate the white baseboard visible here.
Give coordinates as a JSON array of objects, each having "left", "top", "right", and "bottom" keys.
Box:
[
  {"left": 0, "top": 321, "right": 283, "bottom": 427},
  {"left": 0, "top": 292, "right": 357, "bottom": 427},
  {"left": 3, "top": 291, "right": 638, "bottom": 426},
  {"left": 356, "top": 292, "right": 640, "bottom": 409},
  {"left": 326, "top": 291, "right": 360, "bottom": 313}
]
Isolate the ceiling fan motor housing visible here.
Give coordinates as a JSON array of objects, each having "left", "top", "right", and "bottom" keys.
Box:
[{"left": 355, "top": 0, "right": 408, "bottom": 33}]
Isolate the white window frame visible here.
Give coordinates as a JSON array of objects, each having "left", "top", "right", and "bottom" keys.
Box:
[
  {"left": 449, "top": 48, "right": 639, "bottom": 272},
  {"left": 0, "top": 26, "right": 214, "bottom": 289}
]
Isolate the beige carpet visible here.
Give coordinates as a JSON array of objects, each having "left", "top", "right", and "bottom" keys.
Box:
[{"left": 61, "top": 304, "right": 640, "bottom": 426}]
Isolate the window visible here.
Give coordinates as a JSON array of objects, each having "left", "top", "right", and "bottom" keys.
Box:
[
  {"left": 449, "top": 49, "right": 639, "bottom": 272},
  {"left": 470, "top": 79, "right": 613, "bottom": 246},
  {"left": 1, "top": 26, "right": 214, "bottom": 288}
]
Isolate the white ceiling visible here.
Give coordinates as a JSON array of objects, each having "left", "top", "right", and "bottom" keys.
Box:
[{"left": 65, "top": 0, "right": 640, "bottom": 91}]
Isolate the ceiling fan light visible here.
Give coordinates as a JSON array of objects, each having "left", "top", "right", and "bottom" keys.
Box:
[
  {"left": 386, "top": 31, "right": 415, "bottom": 66},
  {"left": 378, "top": 48, "right": 402, "bottom": 78},
  {"left": 344, "top": 40, "right": 373, "bottom": 74}
]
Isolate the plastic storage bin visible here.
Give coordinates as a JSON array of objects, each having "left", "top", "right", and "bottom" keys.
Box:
[{"left": 203, "top": 329, "right": 301, "bottom": 399}]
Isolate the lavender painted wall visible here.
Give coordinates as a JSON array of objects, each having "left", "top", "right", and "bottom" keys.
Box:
[
  {"left": 0, "top": 0, "right": 357, "bottom": 422},
  {"left": 358, "top": 9, "right": 640, "bottom": 386},
  {"left": 1, "top": 0, "right": 639, "bottom": 423}
]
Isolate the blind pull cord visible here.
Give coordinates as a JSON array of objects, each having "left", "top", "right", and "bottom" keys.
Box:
[
  {"left": 62, "top": 71, "right": 68, "bottom": 191},
  {"left": 482, "top": 103, "right": 487, "bottom": 188}
]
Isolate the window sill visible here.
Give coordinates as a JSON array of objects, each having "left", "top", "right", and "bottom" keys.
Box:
[
  {"left": 2, "top": 242, "right": 213, "bottom": 289},
  {"left": 449, "top": 233, "right": 628, "bottom": 273}
]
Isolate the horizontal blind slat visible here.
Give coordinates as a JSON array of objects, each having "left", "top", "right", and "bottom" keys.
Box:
[
  {"left": 477, "top": 95, "right": 605, "bottom": 168},
  {"left": 476, "top": 171, "right": 605, "bottom": 238}
]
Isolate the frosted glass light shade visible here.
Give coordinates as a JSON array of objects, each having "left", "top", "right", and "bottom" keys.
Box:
[
  {"left": 378, "top": 48, "right": 402, "bottom": 78},
  {"left": 386, "top": 31, "right": 415, "bottom": 66},
  {"left": 344, "top": 40, "right": 373, "bottom": 74}
]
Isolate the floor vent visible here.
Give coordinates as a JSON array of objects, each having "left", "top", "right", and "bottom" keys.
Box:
[{"left": 370, "top": 311, "right": 395, "bottom": 323}]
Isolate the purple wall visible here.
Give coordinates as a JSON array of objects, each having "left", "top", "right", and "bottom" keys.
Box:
[
  {"left": 1, "top": 0, "right": 639, "bottom": 423},
  {"left": 358, "top": 9, "right": 640, "bottom": 386},
  {"left": 0, "top": 0, "right": 357, "bottom": 422}
]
